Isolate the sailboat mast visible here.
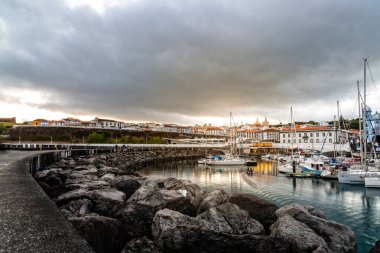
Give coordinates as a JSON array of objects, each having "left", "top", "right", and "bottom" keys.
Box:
[
  {"left": 291, "top": 106, "right": 294, "bottom": 159},
  {"left": 333, "top": 115, "right": 336, "bottom": 159},
  {"left": 358, "top": 81, "right": 363, "bottom": 165},
  {"left": 337, "top": 101, "right": 342, "bottom": 157},
  {"left": 363, "top": 58, "right": 368, "bottom": 170}
]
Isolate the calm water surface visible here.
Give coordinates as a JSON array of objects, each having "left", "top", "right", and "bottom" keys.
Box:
[{"left": 140, "top": 159, "right": 380, "bottom": 253}]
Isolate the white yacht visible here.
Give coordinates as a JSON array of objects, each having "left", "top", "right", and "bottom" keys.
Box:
[
  {"left": 364, "top": 172, "right": 380, "bottom": 188},
  {"left": 207, "top": 154, "right": 245, "bottom": 166}
]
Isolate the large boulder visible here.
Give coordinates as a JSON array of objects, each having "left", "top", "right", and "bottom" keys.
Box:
[
  {"left": 56, "top": 189, "right": 93, "bottom": 206},
  {"left": 68, "top": 215, "right": 126, "bottom": 253},
  {"left": 229, "top": 193, "right": 278, "bottom": 232},
  {"left": 162, "top": 178, "right": 203, "bottom": 209},
  {"left": 152, "top": 209, "right": 289, "bottom": 253},
  {"left": 271, "top": 215, "right": 329, "bottom": 252},
  {"left": 114, "top": 178, "right": 141, "bottom": 199},
  {"left": 36, "top": 170, "right": 68, "bottom": 198},
  {"left": 121, "top": 237, "right": 161, "bottom": 253},
  {"left": 197, "top": 203, "right": 264, "bottom": 235},
  {"left": 91, "top": 189, "right": 126, "bottom": 216},
  {"left": 128, "top": 186, "right": 197, "bottom": 216},
  {"left": 114, "top": 202, "right": 155, "bottom": 239},
  {"left": 272, "top": 204, "right": 356, "bottom": 253},
  {"left": 197, "top": 189, "right": 230, "bottom": 214}
]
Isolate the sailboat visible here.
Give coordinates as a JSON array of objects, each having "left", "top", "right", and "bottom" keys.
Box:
[
  {"left": 339, "top": 58, "right": 378, "bottom": 185},
  {"left": 207, "top": 112, "right": 246, "bottom": 166},
  {"left": 278, "top": 107, "right": 299, "bottom": 173}
]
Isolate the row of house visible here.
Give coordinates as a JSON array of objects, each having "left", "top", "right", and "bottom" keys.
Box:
[
  {"left": 237, "top": 125, "right": 355, "bottom": 144},
  {"left": 29, "top": 117, "right": 227, "bottom": 136}
]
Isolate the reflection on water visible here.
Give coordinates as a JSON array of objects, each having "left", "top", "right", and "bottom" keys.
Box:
[{"left": 140, "top": 159, "right": 380, "bottom": 253}]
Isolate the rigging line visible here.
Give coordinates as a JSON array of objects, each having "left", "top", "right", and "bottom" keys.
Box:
[{"left": 367, "top": 61, "right": 380, "bottom": 110}]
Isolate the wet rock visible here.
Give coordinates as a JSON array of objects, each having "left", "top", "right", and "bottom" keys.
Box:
[
  {"left": 74, "top": 165, "right": 97, "bottom": 171},
  {"left": 152, "top": 209, "right": 289, "bottom": 253},
  {"left": 61, "top": 199, "right": 93, "bottom": 217},
  {"left": 37, "top": 171, "right": 68, "bottom": 198},
  {"left": 114, "top": 179, "right": 141, "bottom": 199},
  {"left": 129, "top": 187, "right": 197, "bottom": 216},
  {"left": 229, "top": 193, "right": 278, "bottom": 232},
  {"left": 91, "top": 189, "right": 126, "bottom": 216},
  {"left": 271, "top": 215, "right": 329, "bottom": 252},
  {"left": 197, "top": 203, "right": 264, "bottom": 235},
  {"left": 197, "top": 189, "right": 229, "bottom": 214},
  {"left": 121, "top": 237, "right": 161, "bottom": 253},
  {"left": 272, "top": 204, "right": 356, "bottom": 253},
  {"left": 163, "top": 178, "right": 203, "bottom": 208},
  {"left": 114, "top": 202, "right": 155, "bottom": 239},
  {"left": 370, "top": 240, "right": 380, "bottom": 253},
  {"left": 100, "top": 173, "right": 115, "bottom": 183},
  {"left": 68, "top": 215, "right": 126, "bottom": 253},
  {"left": 56, "top": 189, "right": 92, "bottom": 206}
]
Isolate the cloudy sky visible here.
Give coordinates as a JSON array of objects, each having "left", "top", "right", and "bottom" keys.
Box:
[{"left": 1, "top": 0, "right": 380, "bottom": 125}]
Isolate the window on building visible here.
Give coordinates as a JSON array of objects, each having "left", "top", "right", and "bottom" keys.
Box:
[
  {"left": 316, "top": 133, "right": 319, "bottom": 137},
  {"left": 316, "top": 139, "right": 319, "bottom": 143},
  {"left": 304, "top": 139, "right": 308, "bottom": 143},
  {"left": 329, "top": 139, "right": 332, "bottom": 143},
  {"left": 322, "top": 133, "right": 326, "bottom": 137},
  {"left": 310, "top": 139, "right": 313, "bottom": 143},
  {"left": 293, "top": 133, "right": 296, "bottom": 137},
  {"left": 299, "top": 133, "right": 301, "bottom": 137},
  {"left": 288, "top": 134, "right": 290, "bottom": 137},
  {"left": 283, "top": 140, "right": 286, "bottom": 143},
  {"left": 304, "top": 133, "right": 307, "bottom": 136},
  {"left": 299, "top": 139, "right": 302, "bottom": 143},
  {"left": 288, "top": 140, "right": 290, "bottom": 143},
  {"left": 329, "top": 132, "right": 332, "bottom": 136},
  {"left": 283, "top": 134, "right": 285, "bottom": 138},
  {"left": 310, "top": 133, "right": 313, "bottom": 137}
]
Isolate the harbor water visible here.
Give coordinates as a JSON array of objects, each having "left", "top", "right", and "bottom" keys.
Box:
[{"left": 140, "top": 159, "right": 380, "bottom": 253}]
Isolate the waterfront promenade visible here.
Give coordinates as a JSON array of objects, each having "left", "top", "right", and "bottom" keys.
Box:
[{"left": 0, "top": 150, "right": 93, "bottom": 252}]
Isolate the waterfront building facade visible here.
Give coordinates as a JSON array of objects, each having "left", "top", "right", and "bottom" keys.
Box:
[{"left": 279, "top": 125, "right": 351, "bottom": 152}]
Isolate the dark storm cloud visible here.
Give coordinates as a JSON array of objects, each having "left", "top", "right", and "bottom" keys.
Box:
[{"left": 1, "top": 0, "right": 380, "bottom": 123}]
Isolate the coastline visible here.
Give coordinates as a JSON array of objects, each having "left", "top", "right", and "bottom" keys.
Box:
[{"left": 32, "top": 151, "right": 359, "bottom": 253}]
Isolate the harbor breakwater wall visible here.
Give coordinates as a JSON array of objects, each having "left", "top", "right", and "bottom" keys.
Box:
[{"left": 30, "top": 149, "right": 362, "bottom": 253}]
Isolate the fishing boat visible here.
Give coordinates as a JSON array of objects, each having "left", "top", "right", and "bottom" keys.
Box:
[{"left": 299, "top": 157, "right": 325, "bottom": 175}]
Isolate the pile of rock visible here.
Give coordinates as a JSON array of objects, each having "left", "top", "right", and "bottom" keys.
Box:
[{"left": 34, "top": 152, "right": 357, "bottom": 253}]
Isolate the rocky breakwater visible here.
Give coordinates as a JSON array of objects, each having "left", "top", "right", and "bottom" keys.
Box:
[{"left": 34, "top": 152, "right": 357, "bottom": 253}]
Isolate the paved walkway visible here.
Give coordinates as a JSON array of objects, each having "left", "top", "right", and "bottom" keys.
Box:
[{"left": 0, "top": 150, "right": 93, "bottom": 252}]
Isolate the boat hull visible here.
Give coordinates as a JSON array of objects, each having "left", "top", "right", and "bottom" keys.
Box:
[
  {"left": 338, "top": 171, "right": 365, "bottom": 185},
  {"left": 207, "top": 160, "right": 245, "bottom": 166}
]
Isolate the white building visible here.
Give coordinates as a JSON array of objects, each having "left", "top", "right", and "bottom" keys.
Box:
[
  {"left": 279, "top": 125, "right": 350, "bottom": 152},
  {"left": 91, "top": 117, "right": 126, "bottom": 129}
]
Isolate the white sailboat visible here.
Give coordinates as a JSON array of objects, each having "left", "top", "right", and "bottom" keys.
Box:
[
  {"left": 278, "top": 107, "right": 298, "bottom": 173},
  {"left": 339, "top": 58, "right": 379, "bottom": 185},
  {"left": 208, "top": 113, "right": 245, "bottom": 166},
  {"left": 339, "top": 62, "right": 367, "bottom": 185}
]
